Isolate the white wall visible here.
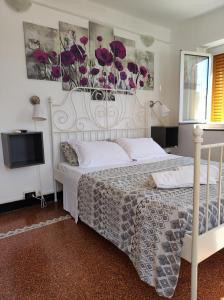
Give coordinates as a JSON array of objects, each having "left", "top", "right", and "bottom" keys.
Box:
[
  {"left": 175, "top": 125, "right": 224, "bottom": 161},
  {"left": 208, "top": 44, "right": 224, "bottom": 55},
  {"left": 0, "top": 0, "right": 172, "bottom": 204},
  {"left": 171, "top": 7, "right": 224, "bottom": 158}
]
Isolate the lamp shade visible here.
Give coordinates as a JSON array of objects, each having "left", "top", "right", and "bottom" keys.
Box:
[
  {"left": 5, "top": 0, "right": 32, "bottom": 12},
  {"left": 32, "top": 104, "right": 46, "bottom": 121},
  {"left": 159, "top": 104, "right": 170, "bottom": 117}
]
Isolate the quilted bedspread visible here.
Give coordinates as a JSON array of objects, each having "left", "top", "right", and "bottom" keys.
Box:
[{"left": 77, "top": 157, "right": 224, "bottom": 298}]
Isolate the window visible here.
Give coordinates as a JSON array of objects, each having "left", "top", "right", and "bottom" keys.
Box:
[
  {"left": 179, "top": 51, "right": 211, "bottom": 123},
  {"left": 211, "top": 53, "right": 224, "bottom": 122}
]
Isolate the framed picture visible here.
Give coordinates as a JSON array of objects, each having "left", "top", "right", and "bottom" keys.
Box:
[{"left": 23, "top": 22, "right": 60, "bottom": 81}]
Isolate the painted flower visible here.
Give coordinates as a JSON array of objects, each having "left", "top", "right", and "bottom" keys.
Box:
[
  {"left": 103, "top": 84, "right": 112, "bottom": 90},
  {"left": 63, "top": 74, "right": 70, "bottom": 82},
  {"left": 129, "top": 78, "right": 136, "bottom": 89},
  {"left": 80, "top": 36, "right": 88, "bottom": 45},
  {"left": 80, "top": 77, "right": 88, "bottom": 86},
  {"left": 70, "top": 44, "right": 86, "bottom": 63},
  {"left": 127, "top": 62, "right": 138, "bottom": 74},
  {"left": 79, "top": 65, "right": 87, "bottom": 74},
  {"left": 95, "top": 48, "right": 113, "bottom": 66},
  {"left": 60, "top": 50, "right": 75, "bottom": 66},
  {"left": 120, "top": 71, "right": 127, "bottom": 81},
  {"left": 48, "top": 51, "right": 57, "bottom": 63},
  {"left": 110, "top": 40, "right": 126, "bottom": 59},
  {"left": 32, "top": 49, "right": 48, "bottom": 64},
  {"left": 108, "top": 72, "right": 117, "bottom": 85},
  {"left": 114, "top": 59, "right": 123, "bottom": 71},
  {"left": 97, "top": 36, "right": 103, "bottom": 42},
  {"left": 98, "top": 76, "right": 106, "bottom": 83},
  {"left": 140, "top": 66, "right": 148, "bottom": 78},
  {"left": 51, "top": 66, "right": 61, "bottom": 78},
  {"left": 139, "top": 80, "right": 144, "bottom": 87},
  {"left": 90, "top": 68, "right": 100, "bottom": 76}
]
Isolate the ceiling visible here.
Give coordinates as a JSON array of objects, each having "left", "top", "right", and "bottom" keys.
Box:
[{"left": 88, "top": 0, "right": 224, "bottom": 28}]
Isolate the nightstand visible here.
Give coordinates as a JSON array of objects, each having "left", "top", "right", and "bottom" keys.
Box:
[
  {"left": 1, "top": 131, "right": 45, "bottom": 168},
  {"left": 1, "top": 131, "right": 47, "bottom": 208},
  {"left": 151, "top": 126, "right": 179, "bottom": 151}
]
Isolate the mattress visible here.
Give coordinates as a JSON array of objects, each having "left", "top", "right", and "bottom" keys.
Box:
[
  {"left": 58, "top": 154, "right": 178, "bottom": 221},
  {"left": 59, "top": 154, "right": 179, "bottom": 176},
  {"left": 77, "top": 156, "right": 224, "bottom": 298}
]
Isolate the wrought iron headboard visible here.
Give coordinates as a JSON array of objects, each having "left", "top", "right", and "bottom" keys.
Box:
[{"left": 49, "top": 87, "right": 150, "bottom": 169}]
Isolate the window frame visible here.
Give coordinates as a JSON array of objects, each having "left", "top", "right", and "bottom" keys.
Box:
[{"left": 179, "top": 50, "right": 212, "bottom": 124}]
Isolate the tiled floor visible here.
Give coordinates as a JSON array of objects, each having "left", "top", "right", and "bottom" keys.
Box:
[
  {"left": 0, "top": 202, "right": 67, "bottom": 233},
  {"left": 0, "top": 203, "right": 223, "bottom": 300}
]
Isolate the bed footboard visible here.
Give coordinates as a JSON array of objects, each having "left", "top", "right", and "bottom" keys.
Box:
[{"left": 191, "top": 126, "right": 224, "bottom": 300}]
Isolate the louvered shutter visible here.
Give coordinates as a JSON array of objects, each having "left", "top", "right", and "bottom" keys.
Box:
[{"left": 211, "top": 54, "right": 224, "bottom": 122}]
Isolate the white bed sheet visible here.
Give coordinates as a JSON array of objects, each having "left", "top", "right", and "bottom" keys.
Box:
[{"left": 58, "top": 154, "right": 180, "bottom": 222}]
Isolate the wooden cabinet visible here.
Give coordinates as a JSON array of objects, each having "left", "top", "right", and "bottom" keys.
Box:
[{"left": 1, "top": 132, "right": 45, "bottom": 168}]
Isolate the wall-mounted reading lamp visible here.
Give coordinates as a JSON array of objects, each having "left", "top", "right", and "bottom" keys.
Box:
[{"left": 148, "top": 100, "right": 170, "bottom": 136}]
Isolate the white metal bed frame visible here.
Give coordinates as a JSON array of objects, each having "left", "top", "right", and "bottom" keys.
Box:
[{"left": 49, "top": 87, "right": 224, "bottom": 300}]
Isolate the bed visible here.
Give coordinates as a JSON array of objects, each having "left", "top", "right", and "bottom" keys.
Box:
[{"left": 49, "top": 87, "right": 224, "bottom": 300}]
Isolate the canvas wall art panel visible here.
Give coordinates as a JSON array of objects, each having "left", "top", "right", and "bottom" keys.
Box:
[
  {"left": 89, "top": 22, "right": 115, "bottom": 90},
  {"left": 135, "top": 50, "right": 154, "bottom": 89},
  {"left": 89, "top": 22, "right": 114, "bottom": 63},
  {"left": 114, "top": 36, "right": 136, "bottom": 91},
  {"left": 23, "top": 22, "right": 60, "bottom": 81},
  {"left": 23, "top": 20, "right": 155, "bottom": 93},
  {"left": 59, "top": 21, "right": 89, "bottom": 90}
]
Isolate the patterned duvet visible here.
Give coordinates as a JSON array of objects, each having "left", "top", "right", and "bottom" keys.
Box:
[{"left": 77, "top": 157, "right": 224, "bottom": 298}]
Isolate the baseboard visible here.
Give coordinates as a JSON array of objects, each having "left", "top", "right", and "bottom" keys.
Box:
[{"left": 0, "top": 192, "right": 63, "bottom": 214}]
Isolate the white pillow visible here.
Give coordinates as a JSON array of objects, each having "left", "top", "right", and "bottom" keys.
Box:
[
  {"left": 68, "top": 140, "right": 131, "bottom": 168},
  {"left": 115, "top": 138, "right": 166, "bottom": 160}
]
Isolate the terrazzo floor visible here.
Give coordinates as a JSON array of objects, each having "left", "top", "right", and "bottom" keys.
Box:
[{"left": 0, "top": 203, "right": 223, "bottom": 300}]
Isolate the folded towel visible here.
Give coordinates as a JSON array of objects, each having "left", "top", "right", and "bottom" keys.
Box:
[{"left": 151, "top": 165, "right": 219, "bottom": 189}]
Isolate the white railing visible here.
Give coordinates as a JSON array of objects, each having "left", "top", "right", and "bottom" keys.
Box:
[{"left": 191, "top": 125, "right": 224, "bottom": 300}]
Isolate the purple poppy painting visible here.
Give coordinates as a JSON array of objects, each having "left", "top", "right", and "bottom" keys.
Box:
[
  {"left": 114, "top": 36, "right": 136, "bottom": 91},
  {"left": 135, "top": 49, "right": 154, "bottom": 90},
  {"left": 23, "top": 20, "right": 154, "bottom": 96},
  {"left": 89, "top": 22, "right": 114, "bottom": 93},
  {"left": 59, "top": 21, "right": 89, "bottom": 90},
  {"left": 23, "top": 22, "right": 60, "bottom": 81}
]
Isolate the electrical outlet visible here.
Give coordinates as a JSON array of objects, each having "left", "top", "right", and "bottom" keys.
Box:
[{"left": 24, "top": 191, "right": 36, "bottom": 200}]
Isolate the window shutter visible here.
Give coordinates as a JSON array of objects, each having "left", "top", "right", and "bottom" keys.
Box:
[{"left": 211, "top": 54, "right": 224, "bottom": 122}]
